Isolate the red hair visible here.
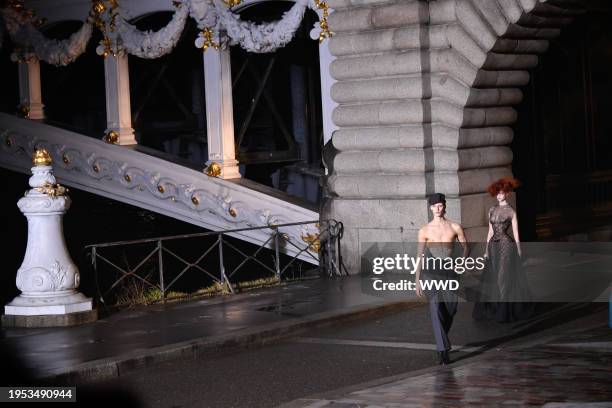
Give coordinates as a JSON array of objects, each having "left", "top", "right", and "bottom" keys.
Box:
[{"left": 487, "top": 177, "right": 520, "bottom": 196}]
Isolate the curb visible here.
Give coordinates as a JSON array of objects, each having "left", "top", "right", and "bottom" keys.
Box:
[{"left": 42, "top": 300, "right": 424, "bottom": 385}]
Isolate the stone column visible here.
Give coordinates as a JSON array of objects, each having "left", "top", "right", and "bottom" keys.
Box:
[
  {"left": 203, "top": 48, "right": 241, "bottom": 179},
  {"left": 324, "top": 0, "right": 577, "bottom": 272},
  {"left": 104, "top": 54, "right": 136, "bottom": 145},
  {"left": 17, "top": 59, "right": 45, "bottom": 120},
  {"left": 3, "top": 149, "right": 97, "bottom": 328}
]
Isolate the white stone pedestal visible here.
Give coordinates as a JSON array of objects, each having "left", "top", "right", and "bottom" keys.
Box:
[{"left": 3, "top": 150, "right": 96, "bottom": 327}]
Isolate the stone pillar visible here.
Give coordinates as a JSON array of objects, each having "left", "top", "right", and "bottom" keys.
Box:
[
  {"left": 17, "top": 59, "right": 45, "bottom": 120},
  {"left": 104, "top": 54, "right": 136, "bottom": 145},
  {"left": 3, "top": 149, "right": 97, "bottom": 328},
  {"left": 323, "top": 0, "right": 577, "bottom": 272},
  {"left": 203, "top": 48, "right": 241, "bottom": 179}
]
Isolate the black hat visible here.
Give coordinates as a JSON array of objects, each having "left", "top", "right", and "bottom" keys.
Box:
[{"left": 428, "top": 193, "right": 446, "bottom": 206}]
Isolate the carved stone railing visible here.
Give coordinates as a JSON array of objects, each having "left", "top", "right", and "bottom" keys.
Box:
[{"left": 0, "top": 113, "right": 319, "bottom": 263}]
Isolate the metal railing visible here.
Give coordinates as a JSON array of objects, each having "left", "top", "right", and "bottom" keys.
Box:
[{"left": 85, "top": 220, "right": 346, "bottom": 307}]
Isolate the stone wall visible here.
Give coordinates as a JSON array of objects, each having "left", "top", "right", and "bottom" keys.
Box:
[{"left": 323, "top": 0, "right": 584, "bottom": 271}]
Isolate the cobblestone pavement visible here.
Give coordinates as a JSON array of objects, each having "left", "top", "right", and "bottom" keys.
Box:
[{"left": 283, "top": 326, "right": 612, "bottom": 407}]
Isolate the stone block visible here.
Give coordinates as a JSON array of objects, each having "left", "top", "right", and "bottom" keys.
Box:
[
  {"left": 456, "top": 0, "right": 497, "bottom": 51},
  {"left": 473, "top": 69, "right": 530, "bottom": 88},
  {"left": 333, "top": 150, "right": 427, "bottom": 174},
  {"left": 328, "top": 8, "right": 374, "bottom": 33},
  {"left": 466, "top": 87, "right": 524, "bottom": 107},
  {"left": 457, "top": 127, "right": 514, "bottom": 148},
  {"left": 327, "top": 174, "right": 427, "bottom": 198},
  {"left": 327, "top": 198, "right": 429, "bottom": 229},
  {"left": 492, "top": 39, "right": 549, "bottom": 54},
  {"left": 472, "top": 0, "right": 508, "bottom": 36},
  {"left": 498, "top": 0, "right": 522, "bottom": 23},
  {"left": 328, "top": 0, "right": 397, "bottom": 10},
  {"left": 371, "top": 2, "right": 425, "bottom": 29},
  {"left": 333, "top": 124, "right": 495, "bottom": 151},
  {"left": 483, "top": 53, "right": 539, "bottom": 70},
  {"left": 2, "top": 309, "right": 98, "bottom": 328},
  {"left": 455, "top": 146, "right": 513, "bottom": 171},
  {"left": 462, "top": 106, "right": 518, "bottom": 127}
]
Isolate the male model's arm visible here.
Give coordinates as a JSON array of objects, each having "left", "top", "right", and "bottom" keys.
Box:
[{"left": 415, "top": 227, "right": 427, "bottom": 298}]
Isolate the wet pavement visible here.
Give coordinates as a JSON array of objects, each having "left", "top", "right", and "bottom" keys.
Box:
[
  {"left": 283, "top": 325, "right": 612, "bottom": 407},
  {"left": 0, "top": 276, "right": 404, "bottom": 379},
  {"left": 86, "top": 301, "right": 608, "bottom": 407}
]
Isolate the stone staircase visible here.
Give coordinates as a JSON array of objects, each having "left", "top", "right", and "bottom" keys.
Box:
[{"left": 0, "top": 113, "right": 319, "bottom": 263}]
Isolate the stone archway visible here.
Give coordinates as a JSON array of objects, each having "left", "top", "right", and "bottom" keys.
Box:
[{"left": 324, "top": 0, "right": 584, "bottom": 271}]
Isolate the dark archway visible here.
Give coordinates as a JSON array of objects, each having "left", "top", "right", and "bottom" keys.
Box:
[
  {"left": 513, "top": 3, "right": 612, "bottom": 240},
  {"left": 128, "top": 12, "right": 207, "bottom": 164},
  {"left": 39, "top": 21, "right": 106, "bottom": 138},
  {"left": 231, "top": 1, "right": 324, "bottom": 205}
]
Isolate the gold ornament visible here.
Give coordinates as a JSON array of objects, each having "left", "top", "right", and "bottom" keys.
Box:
[
  {"left": 62, "top": 154, "right": 70, "bottom": 164},
  {"left": 301, "top": 232, "right": 321, "bottom": 253},
  {"left": 103, "top": 130, "right": 119, "bottom": 144},
  {"left": 200, "top": 27, "right": 220, "bottom": 51},
  {"left": 229, "top": 208, "right": 237, "bottom": 217},
  {"left": 32, "top": 149, "right": 52, "bottom": 166},
  {"left": 314, "top": 0, "right": 333, "bottom": 43},
  {"left": 191, "top": 196, "right": 200, "bottom": 205},
  {"left": 35, "top": 182, "right": 68, "bottom": 197},
  {"left": 92, "top": 1, "right": 106, "bottom": 15},
  {"left": 17, "top": 104, "right": 30, "bottom": 118},
  {"left": 157, "top": 185, "right": 165, "bottom": 193},
  {"left": 92, "top": 0, "right": 120, "bottom": 58},
  {"left": 124, "top": 174, "right": 132, "bottom": 183},
  {"left": 222, "top": 0, "right": 241, "bottom": 7},
  {"left": 205, "top": 162, "right": 222, "bottom": 177}
]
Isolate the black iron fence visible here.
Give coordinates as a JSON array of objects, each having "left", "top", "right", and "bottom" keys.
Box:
[{"left": 85, "top": 220, "right": 345, "bottom": 307}]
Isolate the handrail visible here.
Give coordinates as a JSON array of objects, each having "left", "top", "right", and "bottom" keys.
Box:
[{"left": 84, "top": 220, "right": 321, "bottom": 249}]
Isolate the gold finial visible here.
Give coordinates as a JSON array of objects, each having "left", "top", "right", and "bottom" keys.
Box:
[
  {"left": 32, "top": 149, "right": 52, "bottom": 166},
  {"left": 103, "top": 130, "right": 119, "bottom": 144},
  {"left": 205, "top": 162, "right": 222, "bottom": 177}
]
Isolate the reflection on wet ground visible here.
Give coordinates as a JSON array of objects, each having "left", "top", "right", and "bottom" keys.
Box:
[{"left": 287, "top": 326, "right": 612, "bottom": 407}]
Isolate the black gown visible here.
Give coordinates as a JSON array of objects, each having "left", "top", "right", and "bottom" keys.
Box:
[{"left": 472, "top": 205, "right": 535, "bottom": 323}]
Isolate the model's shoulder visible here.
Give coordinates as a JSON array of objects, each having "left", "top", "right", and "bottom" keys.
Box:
[{"left": 448, "top": 220, "right": 464, "bottom": 231}]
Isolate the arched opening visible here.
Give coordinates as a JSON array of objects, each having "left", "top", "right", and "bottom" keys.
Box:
[
  {"left": 127, "top": 12, "right": 207, "bottom": 163},
  {"left": 231, "top": 1, "right": 324, "bottom": 205},
  {"left": 39, "top": 21, "right": 106, "bottom": 137},
  {"left": 513, "top": 3, "right": 612, "bottom": 240}
]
